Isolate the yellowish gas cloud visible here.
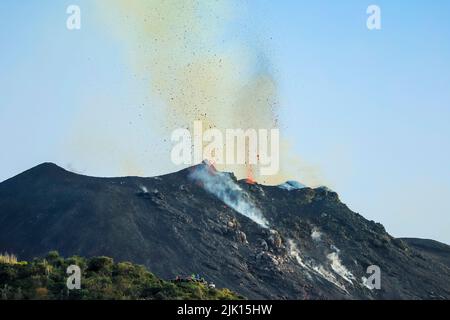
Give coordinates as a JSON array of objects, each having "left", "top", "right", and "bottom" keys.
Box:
[{"left": 90, "top": 0, "right": 324, "bottom": 186}]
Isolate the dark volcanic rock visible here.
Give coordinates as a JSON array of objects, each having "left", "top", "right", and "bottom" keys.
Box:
[{"left": 0, "top": 162, "right": 449, "bottom": 299}]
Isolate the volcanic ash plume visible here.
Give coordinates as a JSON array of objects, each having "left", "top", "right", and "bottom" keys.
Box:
[
  {"left": 102, "top": 0, "right": 278, "bottom": 179},
  {"left": 92, "top": 0, "right": 325, "bottom": 187},
  {"left": 114, "top": 1, "right": 276, "bottom": 124}
]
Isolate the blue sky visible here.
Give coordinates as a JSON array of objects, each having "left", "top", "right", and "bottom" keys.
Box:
[
  {"left": 1, "top": 1, "right": 449, "bottom": 243},
  {"left": 258, "top": 0, "right": 450, "bottom": 244}
]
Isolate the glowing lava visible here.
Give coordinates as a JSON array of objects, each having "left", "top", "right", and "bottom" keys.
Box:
[{"left": 245, "top": 165, "right": 257, "bottom": 185}]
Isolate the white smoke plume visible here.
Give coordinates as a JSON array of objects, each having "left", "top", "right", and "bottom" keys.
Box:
[
  {"left": 288, "top": 239, "right": 349, "bottom": 292},
  {"left": 311, "top": 228, "right": 323, "bottom": 242},
  {"left": 304, "top": 228, "right": 356, "bottom": 286},
  {"left": 189, "top": 164, "right": 269, "bottom": 228},
  {"left": 327, "top": 249, "right": 356, "bottom": 284}
]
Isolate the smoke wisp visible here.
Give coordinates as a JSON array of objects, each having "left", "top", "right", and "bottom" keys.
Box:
[{"left": 189, "top": 164, "right": 269, "bottom": 228}]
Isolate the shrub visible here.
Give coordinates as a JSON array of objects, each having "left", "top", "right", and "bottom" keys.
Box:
[
  {"left": 0, "top": 253, "right": 18, "bottom": 265},
  {"left": 0, "top": 252, "right": 244, "bottom": 300},
  {"left": 87, "top": 256, "right": 114, "bottom": 273}
]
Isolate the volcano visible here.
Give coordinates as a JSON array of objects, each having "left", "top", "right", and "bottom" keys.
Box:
[{"left": 0, "top": 162, "right": 449, "bottom": 299}]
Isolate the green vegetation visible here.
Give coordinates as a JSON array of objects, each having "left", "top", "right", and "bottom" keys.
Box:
[
  {"left": 0, "top": 253, "right": 18, "bottom": 265},
  {"left": 0, "top": 252, "right": 244, "bottom": 300}
]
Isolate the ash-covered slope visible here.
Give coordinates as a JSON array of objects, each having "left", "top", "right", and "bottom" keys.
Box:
[{"left": 0, "top": 162, "right": 449, "bottom": 299}]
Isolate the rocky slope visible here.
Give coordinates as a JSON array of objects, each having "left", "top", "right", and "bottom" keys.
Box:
[{"left": 0, "top": 162, "right": 449, "bottom": 299}]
